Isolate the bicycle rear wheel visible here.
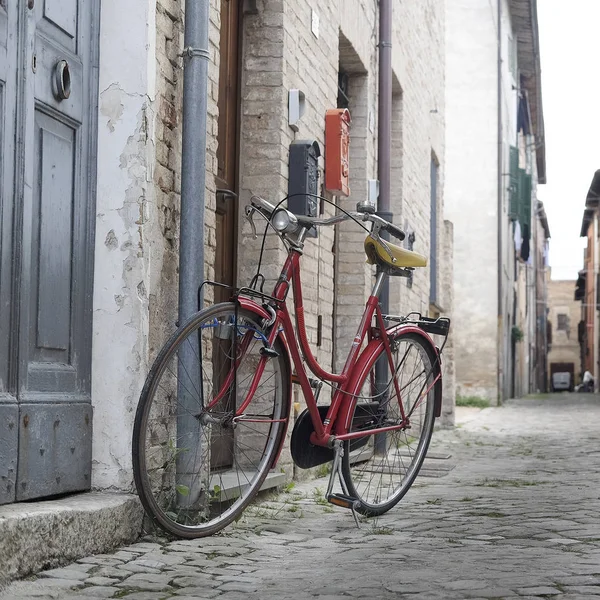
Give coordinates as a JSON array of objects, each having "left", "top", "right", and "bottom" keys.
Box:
[
  {"left": 341, "top": 331, "right": 438, "bottom": 516},
  {"left": 133, "top": 303, "right": 290, "bottom": 538}
]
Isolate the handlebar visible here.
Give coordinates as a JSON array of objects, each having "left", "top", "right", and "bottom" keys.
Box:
[{"left": 248, "top": 196, "right": 405, "bottom": 242}]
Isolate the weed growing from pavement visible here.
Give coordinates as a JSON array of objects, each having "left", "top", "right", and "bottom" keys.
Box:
[
  {"left": 370, "top": 524, "right": 394, "bottom": 535},
  {"left": 426, "top": 498, "right": 442, "bottom": 505},
  {"left": 282, "top": 481, "right": 296, "bottom": 493},
  {"left": 312, "top": 487, "right": 329, "bottom": 506},
  {"left": 456, "top": 395, "right": 490, "bottom": 408},
  {"left": 460, "top": 496, "right": 475, "bottom": 502},
  {"left": 315, "top": 463, "right": 332, "bottom": 478}
]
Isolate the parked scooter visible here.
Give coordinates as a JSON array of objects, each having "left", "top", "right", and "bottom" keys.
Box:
[{"left": 575, "top": 370, "right": 595, "bottom": 393}]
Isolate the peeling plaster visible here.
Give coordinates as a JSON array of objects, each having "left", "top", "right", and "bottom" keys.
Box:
[
  {"left": 104, "top": 229, "right": 118, "bottom": 250},
  {"left": 99, "top": 83, "right": 125, "bottom": 132}
]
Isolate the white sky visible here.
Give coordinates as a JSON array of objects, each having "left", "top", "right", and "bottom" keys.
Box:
[{"left": 537, "top": 1, "right": 600, "bottom": 280}]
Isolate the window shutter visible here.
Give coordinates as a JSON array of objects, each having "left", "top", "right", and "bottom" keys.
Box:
[
  {"left": 509, "top": 146, "right": 519, "bottom": 219},
  {"left": 521, "top": 172, "right": 532, "bottom": 231}
]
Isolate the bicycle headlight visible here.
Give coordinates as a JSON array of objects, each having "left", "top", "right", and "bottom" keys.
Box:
[{"left": 272, "top": 209, "right": 299, "bottom": 233}]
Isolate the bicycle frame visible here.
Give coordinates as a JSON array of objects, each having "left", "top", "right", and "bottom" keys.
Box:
[{"left": 209, "top": 243, "right": 442, "bottom": 453}]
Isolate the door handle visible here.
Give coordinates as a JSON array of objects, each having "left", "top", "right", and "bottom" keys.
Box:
[{"left": 216, "top": 189, "right": 237, "bottom": 200}]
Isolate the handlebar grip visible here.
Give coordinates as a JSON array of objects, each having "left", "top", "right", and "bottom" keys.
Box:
[{"left": 382, "top": 222, "right": 405, "bottom": 241}]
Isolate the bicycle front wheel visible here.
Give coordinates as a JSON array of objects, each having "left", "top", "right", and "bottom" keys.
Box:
[
  {"left": 341, "top": 331, "right": 438, "bottom": 516},
  {"left": 133, "top": 303, "right": 290, "bottom": 538}
]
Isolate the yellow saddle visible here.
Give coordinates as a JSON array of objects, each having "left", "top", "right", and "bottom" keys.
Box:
[{"left": 364, "top": 234, "right": 427, "bottom": 269}]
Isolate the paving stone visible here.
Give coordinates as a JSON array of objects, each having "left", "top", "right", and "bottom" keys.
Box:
[
  {"left": 74, "top": 586, "right": 119, "bottom": 598},
  {"left": 113, "top": 593, "right": 166, "bottom": 600},
  {"left": 39, "top": 568, "right": 90, "bottom": 581},
  {"left": 563, "top": 587, "right": 600, "bottom": 595},
  {"left": 171, "top": 588, "right": 222, "bottom": 598},
  {"left": 115, "top": 572, "right": 174, "bottom": 592},
  {"left": 84, "top": 576, "right": 120, "bottom": 586}
]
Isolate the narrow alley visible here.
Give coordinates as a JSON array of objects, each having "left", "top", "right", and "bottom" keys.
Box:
[{"left": 2, "top": 394, "right": 599, "bottom": 600}]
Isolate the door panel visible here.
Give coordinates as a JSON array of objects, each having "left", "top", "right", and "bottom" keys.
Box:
[
  {"left": 35, "top": 114, "right": 74, "bottom": 356},
  {"left": 16, "top": 403, "right": 92, "bottom": 501},
  {"left": 0, "top": 0, "right": 18, "bottom": 503},
  {"left": 0, "top": 406, "right": 18, "bottom": 504}
]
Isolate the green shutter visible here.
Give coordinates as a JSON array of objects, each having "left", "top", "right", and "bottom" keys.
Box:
[
  {"left": 520, "top": 171, "right": 532, "bottom": 232},
  {"left": 508, "top": 146, "right": 519, "bottom": 219}
]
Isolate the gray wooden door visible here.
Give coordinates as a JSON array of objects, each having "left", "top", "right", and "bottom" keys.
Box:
[
  {"left": 0, "top": 0, "right": 19, "bottom": 505},
  {"left": 0, "top": 0, "right": 99, "bottom": 504}
]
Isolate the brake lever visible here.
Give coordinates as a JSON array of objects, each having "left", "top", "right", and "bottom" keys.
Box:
[
  {"left": 244, "top": 205, "right": 258, "bottom": 239},
  {"left": 370, "top": 221, "right": 397, "bottom": 263}
]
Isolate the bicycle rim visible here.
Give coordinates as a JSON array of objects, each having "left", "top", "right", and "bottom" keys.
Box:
[
  {"left": 133, "top": 303, "right": 289, "bottom": 538},
  {"left": 341, "top": 332, "right": 437, "bottom": 516}
]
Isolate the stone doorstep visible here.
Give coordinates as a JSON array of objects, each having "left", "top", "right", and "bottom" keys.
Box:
[
  {"left": 0, "top": 471, "right": 288, "bottom": 587},
  {"left": 0, "top": 492, "right": 143, "bottom": 587}
]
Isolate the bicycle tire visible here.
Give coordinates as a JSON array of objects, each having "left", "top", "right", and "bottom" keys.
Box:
[
  {"left": 133, "top": 302, "right": 290, "bottom": 538},
  {"left": 341, "top": 331, "right": 438, "bottom": 516}
]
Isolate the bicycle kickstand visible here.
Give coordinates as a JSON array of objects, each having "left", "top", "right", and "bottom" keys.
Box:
[{"left": 325, "top": 440, "right": 361, "bottom": 529}]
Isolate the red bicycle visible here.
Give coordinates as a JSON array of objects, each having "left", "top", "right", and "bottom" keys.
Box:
[{"left": 133, "top": 195, "right": 449, "bottom": 538}]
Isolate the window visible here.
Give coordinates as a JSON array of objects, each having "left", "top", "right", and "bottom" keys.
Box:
[
  {"left": 429, "top": 156, "right": 439, "bottom": 305},
  {"left": 557, "top": 314, "right": 568, "bottom": 331},
  {"left": 557, "top": 313, "right": 570, "bottom": 339}
]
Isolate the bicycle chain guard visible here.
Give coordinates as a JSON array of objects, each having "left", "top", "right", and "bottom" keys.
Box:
[{"left": 290, "top": 402, "right": 381, "bottom": 469}]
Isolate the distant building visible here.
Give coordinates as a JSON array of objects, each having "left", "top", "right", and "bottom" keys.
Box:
[
  {"left": 445, "top": 0, "right": 548, "bottom": 403},
  {"left": 547, "top": 280, "right": 581, "bottom": 391},
  {"left": 576, "top": 170, "right": 600, "bottom": 388}
]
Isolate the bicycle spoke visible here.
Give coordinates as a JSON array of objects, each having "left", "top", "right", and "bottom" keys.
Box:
[
  {"left": 342, "top": 333, "right": 437, "bottom": 516},
  {"left": 133, "top": 305, "right": 289, "bottom": 537}
]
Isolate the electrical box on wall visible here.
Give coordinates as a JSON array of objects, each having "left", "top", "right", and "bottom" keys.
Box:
[
  {"left": 325, "top": 108, "right": 351, "bottom": 196},
  {"left": 288, "top": 140, "right": 321, "bottom": 236}
]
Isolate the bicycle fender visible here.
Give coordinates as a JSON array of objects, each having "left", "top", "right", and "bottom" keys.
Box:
[
  {"left": 336, "top": 326, "right": 442, "bottom": 433},
  {"left": 233, "top": 297, "right": 293, "bottom": 467}
]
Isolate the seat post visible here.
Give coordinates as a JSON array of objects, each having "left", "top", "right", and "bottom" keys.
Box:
[{"left": 371, "top": 269, "right": 388, "bottom": 301}]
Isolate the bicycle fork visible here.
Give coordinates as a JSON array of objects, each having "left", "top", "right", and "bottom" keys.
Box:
[{"left": 325, "top": 440, "right": 361, "bottom": 528}]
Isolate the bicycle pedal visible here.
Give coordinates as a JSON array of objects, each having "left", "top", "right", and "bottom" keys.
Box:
[
  {"left": 327, "top": 493, "right": 360, "bottom": 510},
  {"left": 259, "top": 346, "right": 279, "bottom": 358}
]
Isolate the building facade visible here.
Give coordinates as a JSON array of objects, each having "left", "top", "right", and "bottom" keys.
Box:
[
  {"left": 445, "top": 0, "right": 547, "bottom": 403},
  {"left": 576, "top": 170, "right": 600, "bottom": 388},
  {"left": 0, "top": 0, "right": 454, "bottom": 520},
  {"left": 547, "top": 279, "right": 581, "bottom": 391}
]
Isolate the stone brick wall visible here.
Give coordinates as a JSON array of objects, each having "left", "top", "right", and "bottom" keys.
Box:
[
  {"left": 148, "top": 0, "right": 453, "bottom": 481},
  {"left": 149, "top": 0, "right": 184, "bottom": 358}
]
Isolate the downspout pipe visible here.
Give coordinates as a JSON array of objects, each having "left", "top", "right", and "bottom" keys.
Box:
[
  {"left": 496, "top": 0, "right": 503, "bottom": 403},
  {"left": 176, "top": 0, "right": 210, "bottom": 502},
  {"left": 374, "top": 0, "right": 392, "bottom": 454},
  {"left": 179, "top": 0, "right": 210, "bottom": 321}
]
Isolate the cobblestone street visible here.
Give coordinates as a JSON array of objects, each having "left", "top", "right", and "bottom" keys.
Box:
[{"left": 2, "top": 395, "right": 600, "bottom": 600}]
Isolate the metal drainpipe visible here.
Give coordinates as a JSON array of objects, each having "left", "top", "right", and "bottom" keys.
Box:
[
  {"left": 176, "top": 0, "right": 210, "bottom": 506},
  {"left": 180, "top": 0, "right": 210, "bottom": 321},
  {"left": 374, "top": 0, "right": 392, "bottom": 454},
  {"left": 496, "top": 0, "right": 503, "bottom": 404}
]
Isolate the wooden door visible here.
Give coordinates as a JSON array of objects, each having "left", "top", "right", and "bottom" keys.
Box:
[
  {"left": 211, "top": 0, "right": 241, "bottom": 469},
  {"left": 0, "top": 0, "right": 99, "bottom": 505},
  {"left": 0, "top": 0, "right": 19, "bottom": 505}
]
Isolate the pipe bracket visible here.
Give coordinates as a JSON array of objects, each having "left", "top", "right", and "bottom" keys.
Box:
[{"left": 180, "top": 47, "right": 210, "bottom": 60}]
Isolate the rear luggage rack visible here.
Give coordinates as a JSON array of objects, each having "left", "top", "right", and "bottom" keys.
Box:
[{"left": 383, "top": 312, "right": 451, "bottom": 337}]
